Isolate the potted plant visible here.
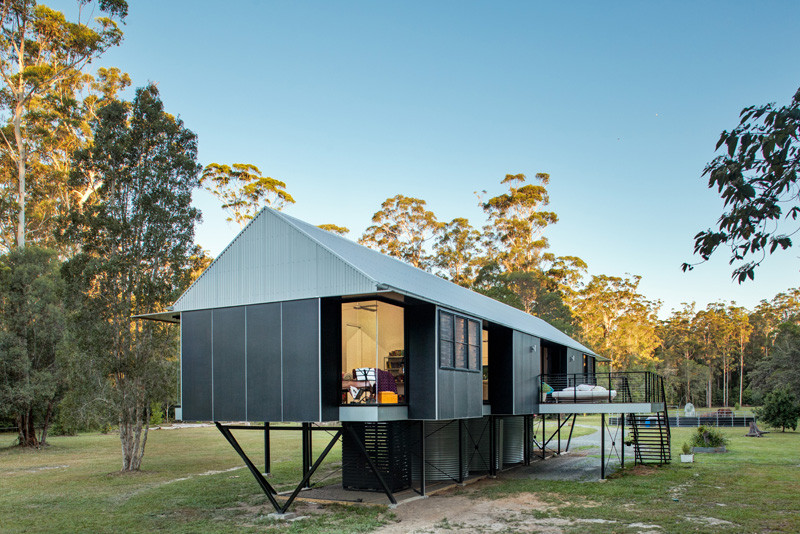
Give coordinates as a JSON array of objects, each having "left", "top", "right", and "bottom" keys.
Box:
[{"left": 680, "top": 442, "right": 693, "bottom": 463}]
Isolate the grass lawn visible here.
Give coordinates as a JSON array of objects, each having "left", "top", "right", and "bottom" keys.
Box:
[
  {"left": 0, "top": 425, "right": 391, "bottom": 533},
  {"left": 2, "top": 422, "right": 798, "bottom": 533},
  {"left": 486, "top": 425, "right": 800, "bottom": 533}
]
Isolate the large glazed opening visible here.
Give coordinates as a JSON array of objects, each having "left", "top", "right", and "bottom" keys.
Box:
[{"left": 341, "top": 300, "right": 405, "bottom": 405}]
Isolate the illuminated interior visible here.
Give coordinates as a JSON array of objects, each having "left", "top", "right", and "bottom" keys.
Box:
[{"left": 341, "top": 300, "right": 405, "bottom": 404}]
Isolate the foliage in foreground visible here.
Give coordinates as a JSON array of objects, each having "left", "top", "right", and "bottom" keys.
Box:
[
  {"left": 61, "top": 84, "right": 201, "bottom": 470},
  {"left": 685, "top": 85, "right": 800, "bottom": 282}
]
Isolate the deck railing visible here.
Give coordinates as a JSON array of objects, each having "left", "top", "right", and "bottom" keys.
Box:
[{"left": 538, "top": 372, "right": 666, "bottom": 405}]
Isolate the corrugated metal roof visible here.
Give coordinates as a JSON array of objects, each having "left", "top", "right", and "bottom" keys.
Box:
[
  {"left": 272, "top": 210, "right": 599, "bottom": 357},
  {"left": 170, "top": 207, "right": 599, "bottom": 357},
  {"left": 172, "top": 208, "right": 378, "bottom": 311}
]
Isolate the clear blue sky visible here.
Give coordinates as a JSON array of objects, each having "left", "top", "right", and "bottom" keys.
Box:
[{"left": 73, "top": 0, "right": 800, "bottom": 315}]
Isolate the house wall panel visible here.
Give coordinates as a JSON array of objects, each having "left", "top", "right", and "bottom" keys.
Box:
[
  {"left": 281, "top": 299, "right": 321, "bottom": 422},
  {"left": 246, "top": 303, "right": 282, "bottom": 421},
  {"left": 212, "top": 306, "right": 247, "bottom": 420},
  {"left": 513, "top": 332, "right": 540, "bottom": 414},
  {"left": 181, "top": 310, "right": 213, "bottom": 421}
]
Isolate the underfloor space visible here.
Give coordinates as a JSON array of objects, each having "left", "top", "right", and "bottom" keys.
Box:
[{"left": 277, "top": 474, "right": 488, "bottom": 507}]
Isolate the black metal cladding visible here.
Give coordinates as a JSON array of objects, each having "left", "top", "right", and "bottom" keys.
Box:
[
  {"left": 279, "top": 299, "right": 320, "bottom": 422},
  {"left": 180, "top": 298, "right": 322, "bottom": 423},
  {"left": 212, "top": 306, "right": 247, "bottom": 420},
  {"left": 181, "top": 310, "right": 212, "bottom": 420},
  {"left": 246, "top": 303, "right": 282, "bottom": 421}
]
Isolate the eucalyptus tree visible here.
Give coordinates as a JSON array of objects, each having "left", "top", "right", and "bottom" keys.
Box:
[
  {"left": 0, "top": 0, "right": 127, "bottom": 248},
  {"left": 360, "top": 194, "right": 442, "bottom": 270},
  {"left": 433, "top": 217, "right": 482, "bottom": 286},
  {"left": 317, "top": 223, "right": 349, "bottom": 235},
  {"left": 62, "top": 85, "right": 201, "bottom": 471},
  {"left": 660, "top": 303, "right": 703, "bottom": 404},
  {"left": 570, "top": 274, "right": 661, "bottom": 372},
  {"left": 728, "top": 305, "right": 753, "bottom": 407},
  {"left": 481, "top": 173, "right": 557, "bottom": 273},
  {"left": 200, "top": 163, "right": 294, "bottom": 226},
  {"left": 478, "top": 173, "right": 586, "bottom": 321}
]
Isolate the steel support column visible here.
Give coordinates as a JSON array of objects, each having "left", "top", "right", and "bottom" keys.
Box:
[
  {"left": 523, "top": 415, "right": 531, "bottom": 465},
  {"left": 620, "top": 413, "right": 625, "bottom": 469},
  {"left": 301, "top": 423, "right": 311, "bottom": 488},
  {"left": 457, "top": 420, "right": 464, "bottom": 483},
  {"left": 541, "top": 415, "right": 546, "bottom": 459},
  {"left": 557, "top": 414, "right": 561, "bottom": 454},
  {"left": 264, "top": 422, "right": 271, "bottom": 476},
  {"left": 488, "top": 416, "right": 497, "bottom": 476},
  {"left": 601, "top": 413, "right": 606, "bottom": 480},
  {"left": 420, "top": 421, "right": 426, "bottom": 496}
]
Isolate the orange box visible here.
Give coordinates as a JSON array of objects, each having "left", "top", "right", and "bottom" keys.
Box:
[{"left": 378, "top": 391, "right": 398, "bottom": 404}]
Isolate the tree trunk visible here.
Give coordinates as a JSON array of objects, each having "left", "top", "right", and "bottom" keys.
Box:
[
  {"left": 14, "top": 100, "right": 26, "bottom": 248},
  {"left": 739, "top": 344, "right": 745, "bottom": 407},
  {"left": 685, "top": 350, "right": 691, "bottom": 405},
  {"left": 120, "top": 396, "right": 151, "bottom": 471},
  {"left": 39, "top": 400, "right": 54, "bottom": 447},
  {"left": 18, "top": 410, "right": 39, "bottom": 447},
  {"left": 707, "top": 370, "right": 712, "bottom": 408}
]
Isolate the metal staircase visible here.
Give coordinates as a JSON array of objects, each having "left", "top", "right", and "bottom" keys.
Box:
[{"left": 628, "top": 411, "right": 671, "bottom": 464}]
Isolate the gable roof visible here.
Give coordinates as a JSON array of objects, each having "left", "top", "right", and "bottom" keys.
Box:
[{"left": 173, "top": 207, "right": 599, "bottom": 357}]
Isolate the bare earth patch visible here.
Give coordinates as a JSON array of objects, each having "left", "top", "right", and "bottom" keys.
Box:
[{"left": 372, "top": 482, "right": 613, "bottom": 534}]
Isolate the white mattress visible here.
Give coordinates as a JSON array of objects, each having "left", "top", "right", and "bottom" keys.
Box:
[{"left": 551, "top": 384, "right": 616, "bottom": 402}]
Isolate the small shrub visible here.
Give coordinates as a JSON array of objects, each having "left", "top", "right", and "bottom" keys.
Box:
[
  {"left": 690, "top": 425, "right": 728, "bottom": 448},
  {"left": 755, "top": 388, "right": 800, "bottom": 432},
  {"left": 149, "top": 402, "right": 164, "bottom": 427},
  {"left": 682, "top": 442, "right": 691, "bottom": 455},
  {"left": 734, "top": 402, "right": 740, "bottom": 411}
]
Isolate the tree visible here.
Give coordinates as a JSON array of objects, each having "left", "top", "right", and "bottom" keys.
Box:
[
  {"left": 755, "top": 387, "right": 800, "bottom": 432},
  {"left": 62, "top": 84, "right": 201, "bottom": 471},
  {"left": 694, "top": 303, "right": 736, "bottom": 407},
  {"left": 570, "top": 274, "right": 661, "bottom": 371},
  {"left": 683, "top": 86, "right": 800, "bottom": 282},
  {"left": 478, "top": 173, "right": 586, "bottom": 322},
  {"left": 481, "top": 173, "right": 557, "bottom": 273},
  {"left": 433, "top": 217, "right": 482, "bottom": 286},
  {"left": 317, "top": 223, "right": 349, "bottom": 235},
  {"left": 359, "top": 195, "right": 441, "bottom": 269},
  {"left": 0, "top": 0, "right": 127, "bottom": 248},
  {"left": 199, "top": 163, "right": 294, "bottom": 226},
  {"left": 660, "top": 303, "right": 704, "bottom": 405},
  {"left": 728, "top": 305, "right": 752, "bottom": 407},
  {"left": 749, "top": 323, "right": 800, "bottom": 401},
  {"left": 0, "top": 66, "right": 131, "bottom": 251},
  {"left": 0, "top": 246, "right": 67, "bottom": 447}
]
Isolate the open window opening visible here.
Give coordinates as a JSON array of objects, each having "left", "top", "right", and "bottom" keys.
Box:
[{"left": 341, "top": 300, "right": 405, "bottom": 405}]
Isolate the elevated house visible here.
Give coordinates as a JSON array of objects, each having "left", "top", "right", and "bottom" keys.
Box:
[{"left": 141, "top": 208, "right": 671, "bottom": 513}]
